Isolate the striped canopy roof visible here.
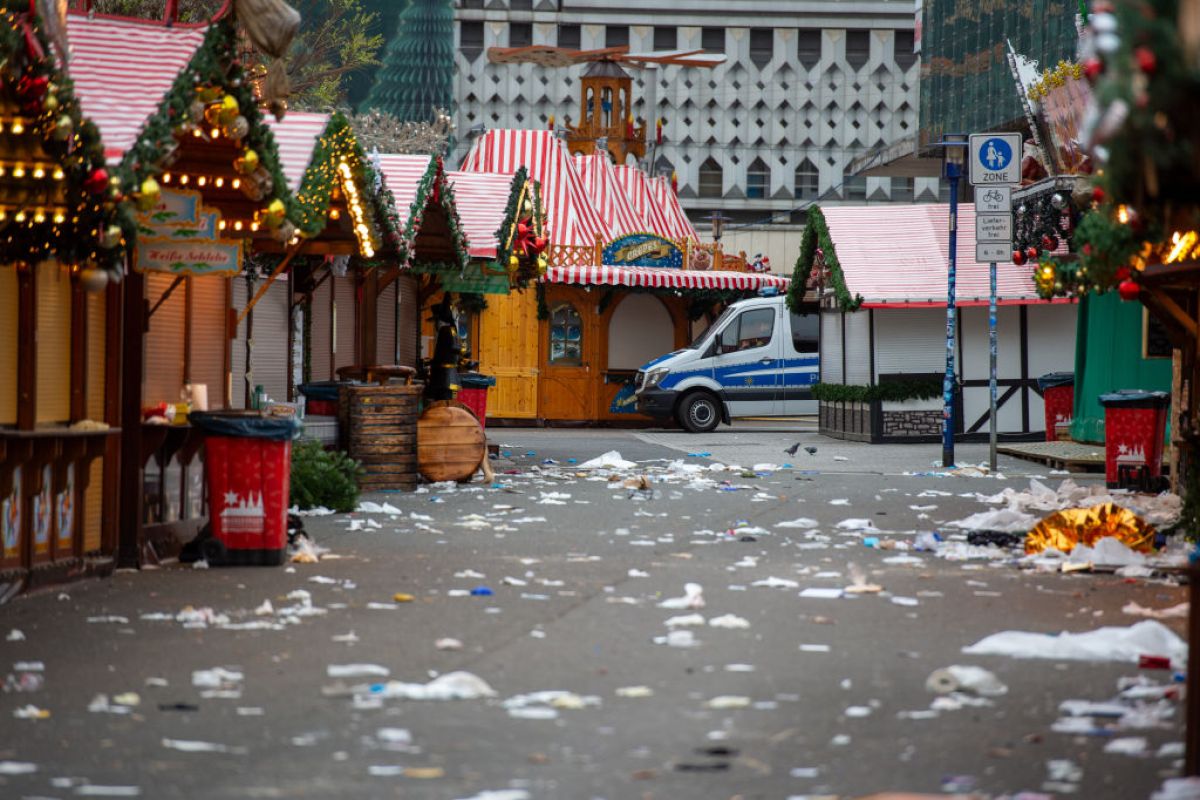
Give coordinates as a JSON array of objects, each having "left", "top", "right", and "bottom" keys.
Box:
[
  {"left": 375, "top": 154, "right": 436, "bottom": 232},
  {"left": 820, "top": 204, "right": 1047, "bottom": 307},
  {"left": 572, "top": 153, "right": 645, "bottom": 237},
  {"left": 544, "top": 264, "right": 788, "bottom": 291},
  {"left": 446, "top": 169, "right": 525, "bottom": 259},
  {"left": 649, "top": 175, "right": 699, "bottom": 242},
  {"left": 612, "top": 165, "right": 674, "bottom": 237},
  {"left": 66, "top": 14, "right": 208, "bottom": 164},
  {"left": 460, "top": 129, "right": 610, "bottom": 249},
  {"left": 264, "top": 112, "right": 331, "bottom": 191}
]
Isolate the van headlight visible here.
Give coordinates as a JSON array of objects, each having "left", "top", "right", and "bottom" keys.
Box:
[{"left": 642, "top": 368, "right": 669, "bottom": 391}]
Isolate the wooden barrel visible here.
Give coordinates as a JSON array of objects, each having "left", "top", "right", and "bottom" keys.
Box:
[
  {"left": 417, "top": 401, "right": 486, "bottom": 483},
  {"left": 340, "top": 382, "right": 422, "bottom": 491}
]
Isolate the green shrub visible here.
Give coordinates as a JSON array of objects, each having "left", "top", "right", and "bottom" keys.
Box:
[
  {"left": 290, "top": 439, "right": 363, "bottom": 513},
  {"left": 811, "top": 379, "right": 942, "bottom": 404}
]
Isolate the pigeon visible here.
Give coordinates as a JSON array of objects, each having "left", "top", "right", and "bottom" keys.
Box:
[
  {"left": 783, "top": 442, "right": 802, "bottom": 456},
  {"left": 804, "top": 446, "right": 818, "bottom": 456}
]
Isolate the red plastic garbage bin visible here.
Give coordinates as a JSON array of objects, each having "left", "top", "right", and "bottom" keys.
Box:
[
  {"left": 191, "top": 412, "right": 300, "bottom": 566},
  {"left": 457, "top": 373, "right": 496, "bottom": 430},
  {"left": 1038, "top": 372, "right": 1075, "bottom": 442},
  {"left": 1099, "top": 391, "right": 1170, "bottom": 490}
]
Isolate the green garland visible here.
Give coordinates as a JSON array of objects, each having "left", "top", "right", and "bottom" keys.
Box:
[
  {"left": 390, "top": 156, "right": 470, "bottom": 271},
  {"left": 535, "top": 281, "right": 549, "bottom": 320},
  {"left": 811, "top": 379, "right": 942, "bottom": 404},
  {"left": 0, "top": 6, "right": 134, "bottom": 276},
  {"left": 788, "top": 205, "right": 863, "bottom": 313},
  {"left": 491, "top": 167, "right": 547, "bottom": 288}
]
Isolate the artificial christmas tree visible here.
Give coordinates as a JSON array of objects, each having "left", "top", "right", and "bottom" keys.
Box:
[{"left": 359, "top": 0, "right": 453, "bottom": 124}]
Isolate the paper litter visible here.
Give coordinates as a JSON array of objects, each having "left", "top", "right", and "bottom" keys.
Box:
[
  {"left": 357, "top": 671, "right": 497, "bottom": 701},
  {"left": 161, "top": 738, "right": 247, "bottom": 754},
  {"left": 705, "top": 695, "right": 751, "bottom": 709},
  {"left": 775, "top": 517, "right": 819, "bottom": 529},
  {"left": 963, "top": 620, "right": 1187, "bottom": 666},
  {"left": 925, "top": 665, "right": 1008, "bottom": 696},
  {"left": 578, "top": 450, "right": 637, "bottom": 470},
  {"left": 6, "top": 629, "right": 25, "bottom": 641},
  {"left": 653, "top": 630, "right": 699, "bottom": 648},
  {"left": 327, "top": 664, "right": 390, "bottom": 678},
  {"left": 658, "top": 582, "right": 705, "bottom": 609},
  {"left": 708, "top": 614, "right": 751, "bottom": 629},
  {"left": 435, "top": 638, "right": 464, "bottom": 650},
  {"left": 616, "top": 686, "right": 654, "bottom": 697},
  {"left": 751, "top": 576, "right": 800, "bottom": 589},
  {"left": 664, "top": 613, "right": 706, "bottom": 627},
  {"left": 1124, "top": 601, "right": 1189, "bottom": 620}
]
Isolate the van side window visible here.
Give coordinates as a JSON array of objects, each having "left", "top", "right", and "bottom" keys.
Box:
[
  {"left": 718, "top": 308, "right": 774, "bottom": 354},
  {"left": 789, "top": 312, "right": 819, "bottom": 353}
]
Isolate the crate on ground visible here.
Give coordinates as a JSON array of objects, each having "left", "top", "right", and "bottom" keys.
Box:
[{"left": 340, "top": 375, "right": 422, "bottom": 491}]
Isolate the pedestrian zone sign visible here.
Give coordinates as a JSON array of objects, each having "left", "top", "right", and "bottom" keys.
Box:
[{"left": 968, "top": 133, "right": 1021, "bottom": 186}]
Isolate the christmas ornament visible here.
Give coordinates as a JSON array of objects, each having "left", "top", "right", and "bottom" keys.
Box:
[
  {"left": 203, "top": 102, "right": 223, "bottom": 128},
  {"left": 78, "top": 266, "right": 109, "bottom": 293},
  {"left": 137, "top": 176, "right": 161, "bottom": 212},
  {"left": 1115, "top": 266, "right": 1132, "bottom": 282},
  {"left": 217, "top": 95, "right": 240, "bottom": 125},
  {"left": 270, "top": 220, "right": 297, "bottom": 243},
  {"left": 223, "top": 115, "right": 249, "bottom": 141},
  {"left": 42, "top": 93, "right": 59, "bottom": 113},
  {"left": 262, "top": 198, "right": 286, "bottom": 228},
  {"left": 1118, "top": 278, "right": 1140, "bottom": 301},
  {"left": 1083, "top": 57, "right": 1104, "bottom": 82},
  {"left": 100, "top": 224, "right": 122, "bottom": 249},
  {"left": 1012, "top": 249, "right": 1027, "bottom": 266},
  {"left": 51, "top": 113, "right": 73, "bottom": 141},
  {"left": 1017, "top": 204, "right": 1027, "bottom": 215},
  {"left": 532, "top": 235, "right": 549, "bottom": 254},
  {"left": 1025, "top": 247, "right": 1040, "bottom": 261},
  {"left": 1050, "top": 193, "right": 1066, "bottom": 210},
  {"left": 1092, "top": 186, "right": 1106, "bottom": 204},
  {"left": 1041, "top": 234, "right": 1059, "bottom": 251},
  {"left": 252, "top": 166, "right": 274, "bottom": 196},
  {"left": 234, "top": 149, "right": 260, "bottom": 175},
  {"left": 83, "top": 168, "right": 109, "bottom": 195},
  {"left": 188, "top": 100, "right": 206, "bottom": 124},
  {"left": 1134, "top": 46, "right": 1157, "bottom": 74},
  {"left": 196, "top": 84, "right": 222, "bottom": 103},
  {"left": 508, "top": 254, "right": 520, "bottom": 272},
  {"left": 16, "top": 75, "right": 48, "bottom": 101}
]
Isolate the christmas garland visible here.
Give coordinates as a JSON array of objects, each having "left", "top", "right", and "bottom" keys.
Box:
[
  {"left": 491, "top": 167, "right": 547, "bottom": 288},
  {"left": 787, "top": 205, "right": 863, "bottom": 313},
  {"left": 392, "top": 156, "right": 470, "bottom": 271},
  {"left": 811, "top": 379, "right": 942, "bottom": 404},
  {"left": 1027, "top": 60, "right": 1085, "bottom": 103},
  {"left": 0, "top": 5, "right": 134, "bottom": 280}
]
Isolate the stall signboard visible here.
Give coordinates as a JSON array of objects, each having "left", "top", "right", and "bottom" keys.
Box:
[
  {"left": 134, "top": 189, "right": 244, "bottom": 276},
  {"left": 603, "top": 233, "right": 683, "bottom": 269}
]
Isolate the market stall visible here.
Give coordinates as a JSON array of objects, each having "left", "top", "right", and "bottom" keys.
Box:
[{"left": 0, "top": 1, "right": 132, "bottom": 596}]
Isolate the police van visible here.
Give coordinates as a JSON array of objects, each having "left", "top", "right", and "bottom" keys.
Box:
[{"left": 634, "top": 291, "right": 819, "bottom": 432}]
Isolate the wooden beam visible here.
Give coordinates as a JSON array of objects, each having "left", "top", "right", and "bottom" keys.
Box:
[
  {"left": 377, "top": 264, "right": 403, "bottom": 293},
  {"left": 237, "top": 243, "right": 302, "bottom": 327},
  {"left": 70, "top": 280, "right": 86, "bottom": 423},
  {"left": 1142, "top": 286, "right": 1198, "bottom": 343},
  {"left": 147, "top": 275, "right": 185, "bottom": 320}
]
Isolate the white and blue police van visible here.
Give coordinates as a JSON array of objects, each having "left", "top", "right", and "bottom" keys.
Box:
[{"left": 634, "top": 290, "right": 819, "bottom": 432}]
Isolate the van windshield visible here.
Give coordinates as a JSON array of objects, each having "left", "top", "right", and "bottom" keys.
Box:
[{"left": 687, "top": 306, "right": 736, "bottom": 349}]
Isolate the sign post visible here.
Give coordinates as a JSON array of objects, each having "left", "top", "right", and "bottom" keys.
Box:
[{"left": 969, "top": 135, "right": 1020, "bottom": 472}]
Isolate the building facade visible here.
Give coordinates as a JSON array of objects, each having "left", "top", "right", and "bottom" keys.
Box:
[{"left": 451, "top": 0, "right": 932, "bottom": 223}]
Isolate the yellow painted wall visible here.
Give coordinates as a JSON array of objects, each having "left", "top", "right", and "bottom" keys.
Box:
[
  {"left": 0, "top": 268, "right": 16, "bottom": 424},
  {"left": 36, "top": 261, "right": 70, "bottom": 423},
  {"left": 477, "top": 291, "right": 539, "bottom": 418}
]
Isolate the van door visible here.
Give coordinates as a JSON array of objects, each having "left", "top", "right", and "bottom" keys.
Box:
[
  {"left": 781, "top": 304, "right": 820, "bottom": 414},
  {"left": 712, "top": 304, "right": 782, "bottom": 417}
]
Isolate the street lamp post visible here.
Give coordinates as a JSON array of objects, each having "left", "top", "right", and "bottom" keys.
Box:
[
  {"left": 709, "top": 210, "right": 730, "bottom": 243},
  {"left": 938, "top": 133, "right": 968, "bottom": 469}
]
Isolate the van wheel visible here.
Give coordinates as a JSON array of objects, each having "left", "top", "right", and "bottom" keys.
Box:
[{"left": 678, "top": 391, "right": 721, "bottom": 433}]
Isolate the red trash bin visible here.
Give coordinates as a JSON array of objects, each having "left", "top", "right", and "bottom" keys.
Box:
[
  {"left": 191, "top": 412, "right": 299, "bottom": 566},
  {"left": 1038, "top": 372, "right": 1075, "bottom": 442},
  {"left": 1099, "top": 391, "right": 1170, "bottom": 490},
  {"left": 457, "top": 373, "right": 496, "bottom": 430}
]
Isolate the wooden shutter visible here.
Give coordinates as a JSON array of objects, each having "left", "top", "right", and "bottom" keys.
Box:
[
  {"left": 83, "top": 289, "right": 107, "bottom": 552},
  {"left": 843, "top": 310, "right": 871, "bottom": 384},
  {"left": 230, "top": 277, "right": 248, "bottom": 409},
  {"left": 820, "top": 312, "right": 843, "bottom": 384},
  {"left": 396, "top": 275, "right": 419, "bottom": 369},
  {"left": 188, "top": 276, "right": 227, "bottom": 409},
  {"left": 143, "top": 272, "right": 186, "bottom": 409},
  {"left": 249, "top": 278, "right": 290, "bottom": 404},
  {"left": 477, "top": 291, "right": 538, "bottom": 418},
  {"left": 0, "top": 268, "right": 16, "bottom": 424},
  {"left": 333, "top": 274, "right": 357, "bottom": 373},
  {"left": 310, "top": 274, "right": 332, "bottom": 381},
  {"left": 36, "top": 261, "right": 72, "bottom": 423},
  {"left": 377, "top": 282, "right": 397, "bottom": 365}
]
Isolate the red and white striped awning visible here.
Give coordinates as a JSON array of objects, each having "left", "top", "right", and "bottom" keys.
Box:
[
  {"left": 265, "top": 112, "right": 331, "bottom": 191},
  {"left": 375, "top": 154, "right": 435, "bottom": 231},
  {"left": 821, "top": 204, "right": 1055, "bottom": 307},
  {"left": 573, "top": 153, "right": 645, "bottom": 237},
  {"left": 66, "top": 14, "right": 208, "bottom": 164},
  {"left": 613, "top": 164, "right": 675, "bottom": 236},
  {"left": 544, "top": 265, "right": 789, "bottom": 291},
  {"left": 650, "top": 174, "right": 700, "bottom": 241},
  {"left": 460, "top": 129, "right": 610, "bottom": 248},
  {"left": 447, "top": 170, "right": 522, "bottom": 259}
]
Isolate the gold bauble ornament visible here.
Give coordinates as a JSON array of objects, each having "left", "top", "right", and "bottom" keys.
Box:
[
  {"left": 78, "top": 265, "right": 109, "bottom": 293},
  {"left": 43, "top": 93, "right": 59, "bottom": 113},
  {"left": 217, "top": 95, "right": 240, "bottom": 125},
  {"left": 223, "top": 115, "right": 249, "bottom": 141},
  {"left": 252, "top": 166, "right": 273, "bottom": 196},
  {"left": 51, "top": 113, "right": 73, "bottom": 141},
  {"left": 203, "top": 102, "right": 223, "bottom": 128},
  {"left": 137, "top": 177, "right": 161, "bottom": 212},
  {"left": 100, "top": 224, "right": 122, "bottom": 249},
  {"left": 508, "top": 254, "right": 520, "bottom": 272},
  {"left": 262, "top": 198, "right": 286, "bottom": 227},
  {"left": 234, "top": 148, "right": 259, "bottom": 175},
  {"left": 196, "top": 84, "right": 222, "bottom": 103}
]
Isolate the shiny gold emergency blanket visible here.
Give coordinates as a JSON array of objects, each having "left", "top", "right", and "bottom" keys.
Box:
[{"left": 1025, "top": 503, "right": 1156, "bottom": 554}]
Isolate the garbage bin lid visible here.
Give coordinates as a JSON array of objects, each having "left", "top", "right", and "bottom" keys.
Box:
[
  {"left": 1036, "top": 372, "right": 1075, "bottom": 390},
  {"left": 460, "top": 373, "right": 497, "bottom": 388},
  {"left": 1098, "top": 390, "right": 1170, "bottom": 408},
  {"left": 297, "top": 381, "right": 347, "bottom": 402},
  {"left": 189, "top": 411, "right": 301, "bottom": 441}
]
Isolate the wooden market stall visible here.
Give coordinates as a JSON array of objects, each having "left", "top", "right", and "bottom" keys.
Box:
[{"left": 0, "top": 2, "right": 132, "bottom": 596}]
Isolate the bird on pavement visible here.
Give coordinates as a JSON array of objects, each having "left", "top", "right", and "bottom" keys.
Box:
[
  {"left": 804, "top": 446, "right": 818, "bottom": 456},
  {"left": 783, "top": 442, "right": 802, "bottom": 456}
]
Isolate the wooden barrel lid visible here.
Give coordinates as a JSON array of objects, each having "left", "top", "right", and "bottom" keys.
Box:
[{"left": 417, "top": 401, "right": 486, "bottom": 483}]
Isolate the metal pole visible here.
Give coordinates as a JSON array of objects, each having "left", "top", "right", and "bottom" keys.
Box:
[
  {"left": 942, "top": 168, "right": 960, "bottom": 468},
  {"left": 989, "top": 260, "right": 998, "bottom": 472}
]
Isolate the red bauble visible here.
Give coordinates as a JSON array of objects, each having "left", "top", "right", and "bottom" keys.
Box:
[
  {"left": 1114, "top": 266, "right": 1131, "bottom": 282},
  {"left": 1041, "top": 234, "right": 1059, "bottom": 251},
  {"left": 1118, "top": 279, "right": 1140, "bottom": 301},
  {"left": 1083, "top": 243, "right": 1094, "bottom": 256},
  {"left": 1083, "top": 57, "right": 1105, "bottom": 82},
  {"left": 531, "top": 235, "right": 549, "bottom": 254},
  {"left": 16, "top": 75, "right": 48, "bottom": 101},
  {"left": 1025, "top": 247, "right": 1040, "bottom": 261},
  {"left": 83, "top": 168, "right": 109, "bottom": 195},
  {"left": 1092, "top": 187, "right": 1105, "bottom": 204},
  {"left": 1134, "top": 46, "right": 1157, "bottom": 74},
  {"left": 1012, "top": 249, "right": 1026, "bottom": 266}
]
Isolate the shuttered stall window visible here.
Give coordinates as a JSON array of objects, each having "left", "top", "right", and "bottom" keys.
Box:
[
  {"left": 189, "top": 276, "right": 228, "bottom": 410},
  {"left": 396, "top": 274, "right": 419, "bottom": 369},
  {"left": 36, "top": 261, "right": 72, "bottom": 423},
  {"left": 843, "top": 310, "right": 872, "bottom": 385},
  {"left": 873, "top": 308, "right": 946, "bottom": 375},
  {"left": 333, "top": 274, "right": 357, "bottom": 373},
  {"left": 820, "top": 312, "right": 843, "bottom": 384},
  {"left": 84, "top": 290, "right": 107, "bottom": 553},
  {"left": 309, "top": 273, "right": 333, "bottom": 381},
  {"left": 230, "top": 277, "right": 248, "bottom": 409},
  {"left": 249, "top": 278, "right": 290, "bottom": 404},
  {"left": 0, "top": 268, "right": 16, "bottom": 424},
  {"left": 377, "top": 282, "right": 397, "bottom": 365},
  {"left": 143, "top": 271, "right": 186, "bottom": 410}
]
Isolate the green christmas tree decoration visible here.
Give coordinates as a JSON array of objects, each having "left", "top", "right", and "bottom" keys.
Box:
[{"left": 359, "top": 0, "right": 454, "bottom": 123}]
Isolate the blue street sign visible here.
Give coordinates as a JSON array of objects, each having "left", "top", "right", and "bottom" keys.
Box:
[{"left": 968, "top": 132, "right": 1021, "bottom": 186}]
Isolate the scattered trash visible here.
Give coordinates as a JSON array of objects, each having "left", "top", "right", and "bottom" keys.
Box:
[
  {"left": 470, "top": 586, "right": 494, "bottom": 597},
  {"left": 963, "top": 621, "right": 1187, "bottom": 666},
  {"left": 658, "top": 583, "right": 705, "bottom": 609},
  {"left": 664, "top": 613, "right": 706, "bottom": 628},
  {"left": 653, "top": 630, "right": 699, "bottom": 648},
  {"left": 751, "top": 577, "right": 799, "bottom": 589},
  {"left": 13, "top": 704, "right": 49, "bottom": 719},
  {"left": 192, "top": 667, "right": 244, "bottom": 690},
  {"left": 356, "top": 671, "right": 497, "bottom": 701},
  {"left": 0, "top": 761, "right": 36, "bottom": 774},
  {"left": 775, "top": 517, "right": 819, "bottom": 529},
  {"left": 327, "top": 664, "right": 390, "bottom": 678},
  {"left": 799, "top": 588, "right": 844, "bottom": 599},
  {"left": 6, "top": 629, "right": 25, "bottom": 641},
  {"left": 708, "top": 614, "right": 751, "bottom": 629},
  {"left": 705, "top": 695, "right": 751, "bottom": 709},
  {"left": 925, "top": 665, "right": 1009, "bottom": 696},
  {"left": 578, "top": 450, "right": 637, "bottom": 470},
  {"left": 392, "top": 593, "right": 415, "bottom": 603},
  {"left": 616, "top": 686, "right": 654, "bottom": 698},
  {"left": 435, "top": 638, "right": 464, "bottom": 651},
  {"left": 1125, "top": 601, "right": 1189, "bottom": 620},
  {"left": 161, "top": 738, "right": 247, "bottom": 755}
]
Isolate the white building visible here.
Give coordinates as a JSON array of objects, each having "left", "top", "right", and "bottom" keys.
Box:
[{"left": 451, "top": 0, "right": 935, "bottom": 225}]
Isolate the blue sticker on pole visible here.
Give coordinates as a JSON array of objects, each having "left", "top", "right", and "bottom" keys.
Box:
[{"left": 968, "top": 133, "right": 1021, "bottom": 186}]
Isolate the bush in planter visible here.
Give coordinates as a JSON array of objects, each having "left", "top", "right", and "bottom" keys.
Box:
[
  {"left": 812, "top": 379, "right": 941, "bottom": 404},
  {"left": 290, "top": 439, "right": 363, "bottom": 513}
]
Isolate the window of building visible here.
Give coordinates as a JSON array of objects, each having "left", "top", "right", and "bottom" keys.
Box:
[
  {"left": 509, "top": 22, "right": 532, "bottom": 48},
  {"left": 698, "top": 157, "right": 723, "bottom": 198},
  {"left": 790, "top": 311, "right": 819, "bottom": 353},
  {"left": 718, "top": 308, "right": 775, "bottom": 354},
  {"left": 797, "top": 29, "right": 822, "bottom": 67},
  {"left": 460, "top": 21, "right": 484, "bottom": 61},
  {"left": 794, "top": 159, "right": 819, "bottom": 200},
  {"left": 654, "top": 155, "right": 674, "bottom": 178},
  {"left": 558, "top": 24, "right": 580, "bottom": 50},
  {"left": 549, "top": 304, "right": 583, "bottom": 366},
  {"left": 846, "top": 30, "right": 871, "bottom": 70},
  {"left": 701, "top": 27, "right": 724, "bottom": 53},
  {"left": 891, "top": 176, "right": 913, "bottom": 202},
  {"left": 746, "top": 157, "right": 770, "bottom": 199},
  {"left": 894, "top": 30, "right": 916, "bottom": 69},
  {"left": 843, "top": 174, "right": 867, "bottom": 201},
  {"left": 509, "top": 0, "right": 532, "bottom": 9},
  {"left": 654, "top": 26, "right": 676, "bottom": 51},
  {"left": 749, "top": 28, "right": 773, "bottom": 68},
  {"left": 606, "top": 25, "right": 629, "bottom": 49}
]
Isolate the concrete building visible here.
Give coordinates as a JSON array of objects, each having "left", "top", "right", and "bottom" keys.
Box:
[{"left": 450, "top": 0, "right": 932, "bottom": 226}]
